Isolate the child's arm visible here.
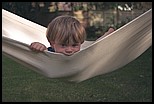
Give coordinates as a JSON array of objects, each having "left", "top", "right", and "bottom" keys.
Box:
[{"left": 30, "top": 42, "right": 47, "bottom": 52}]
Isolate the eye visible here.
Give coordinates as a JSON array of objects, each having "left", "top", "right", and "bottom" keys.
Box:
[
  {"left": 72, "top": 44, "right": 79, "bottom": 47},
  {"left": 61, "top": 44, "right": 67, "bottom": 47}
]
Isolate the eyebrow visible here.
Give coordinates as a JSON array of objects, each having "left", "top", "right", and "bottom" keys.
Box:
[{"left": 58, "top": 42, "right": 80, "bottom": 44}]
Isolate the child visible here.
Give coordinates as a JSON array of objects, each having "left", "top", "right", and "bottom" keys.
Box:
[{"left": 30, "top": 15, "right": 114, "bottom": 56}]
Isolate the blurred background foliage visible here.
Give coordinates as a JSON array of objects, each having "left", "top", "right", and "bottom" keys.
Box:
[{"left": 2, "top": 2, "right": 152, "bottom": 40}]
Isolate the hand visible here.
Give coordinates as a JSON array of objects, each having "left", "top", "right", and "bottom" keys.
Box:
[
  {"left": 96, "top": 27, "right": 115, "bottom": 41},
  {"left": 30, "top": 42, "right": 47, "bottom": 52},
  {"left": 108, "top": 27, "right": 115, "bottom": 33},
  {"left": 104, "top": 27, "right": 115, "bottom": 36}
]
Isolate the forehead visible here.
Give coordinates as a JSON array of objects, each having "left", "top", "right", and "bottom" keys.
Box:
[
  {"left": 54, "top": 41, "right": 80, "bottom": 45},
  {"left": 54, "top": 35, "right": 82, "bottom": 44}
]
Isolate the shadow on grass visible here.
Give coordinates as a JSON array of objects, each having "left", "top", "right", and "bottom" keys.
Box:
[{"left": 2, "top": 47, "right": 152, "bottom": 102}]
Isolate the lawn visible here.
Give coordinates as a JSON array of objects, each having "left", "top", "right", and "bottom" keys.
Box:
[{"left": 2, "top": 47, "right": 152, "bottom": 102}]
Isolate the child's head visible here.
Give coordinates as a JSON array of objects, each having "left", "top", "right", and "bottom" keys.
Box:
[{"left": 46, "top": 15, "right": 86, "bottom": 56}]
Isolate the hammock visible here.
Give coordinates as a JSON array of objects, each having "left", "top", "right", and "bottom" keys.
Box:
[{"left": 2, "top": 9, "right": 152, "bottom": 82}]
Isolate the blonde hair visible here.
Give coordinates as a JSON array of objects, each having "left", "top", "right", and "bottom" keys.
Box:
[{"left": 46, "top": 15, "right": 86, "bottom": 44}]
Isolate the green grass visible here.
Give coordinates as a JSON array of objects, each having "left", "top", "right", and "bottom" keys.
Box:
[{"left": 2, "top": 47, "right": 152, "bottom": 102}]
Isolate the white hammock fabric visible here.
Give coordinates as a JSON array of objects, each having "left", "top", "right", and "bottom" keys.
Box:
[{"left": 2, "top": 9, "right": 152, "bottom": 82}]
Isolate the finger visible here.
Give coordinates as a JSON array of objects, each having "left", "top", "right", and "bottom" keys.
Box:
[
  {"left": 108, "top": 28, "right": 115, "bottom": 33},
  {"left": 35, "top": 45, "right": 42, "bottom": 51},
  {"left": 39, "top": 46, "right": 46, "bottom": 51},
  {"left": 30, "top": 43, "right": 37, "bottom": 51}
]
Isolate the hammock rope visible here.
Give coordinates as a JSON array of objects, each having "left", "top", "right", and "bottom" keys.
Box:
[{"left": 2, "top": 9, "right": 152, "bottom": 82}]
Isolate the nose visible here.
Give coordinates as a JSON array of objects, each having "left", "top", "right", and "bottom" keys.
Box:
[{"left": 65, "top": 47, "right": 73, "bottom": 53}]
